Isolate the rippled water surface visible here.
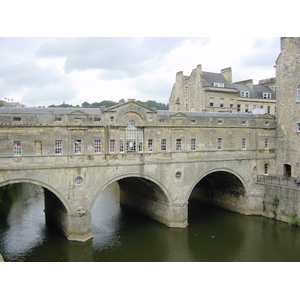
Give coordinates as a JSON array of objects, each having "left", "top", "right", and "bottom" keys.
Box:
[{"left": 1, "top": 182, "right": 300, "bottom": 262}]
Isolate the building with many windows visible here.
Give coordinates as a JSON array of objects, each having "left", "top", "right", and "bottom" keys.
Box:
[
  {"left": 168, "top": 64, "right": 276, "bottom": 114},
  {"left": 0, "top": 100, "right": 276, "bottom": 178}
]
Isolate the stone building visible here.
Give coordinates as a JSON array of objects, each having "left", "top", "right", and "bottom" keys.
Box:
[
  {"left": 275, "top": 37, "right": 300, "bottom": 177},
  {"left": 3, "top": 37, "right": 300, "bottom": 240},
  {"left": 0, "top": 101, "right": 275, "bottom": 173},
  {"left": 168, "top": 64, "right": 276, "bottom": 114}
]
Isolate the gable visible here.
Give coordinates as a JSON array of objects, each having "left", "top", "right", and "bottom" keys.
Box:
[
  {"left": 257, "top": 113, "right": 275, "bottom": 119},
  {"left": 67, "top": 110, "right": 89, "bottom": 116},
  {"left": 170, "top": 112, "right": 188, "bottom": 118},
  {"left": 104, "top": 99, "right": 157, "bottom": 114}
]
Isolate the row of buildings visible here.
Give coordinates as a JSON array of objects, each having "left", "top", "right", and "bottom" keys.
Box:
[{"left": 169, "top": 64, "right": 276, "bottom": 115}]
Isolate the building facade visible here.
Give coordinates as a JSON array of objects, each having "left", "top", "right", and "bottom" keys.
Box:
[
  {"left": 169, "top": 65, "right": 276, "bottom": 114},
  {"left": 275, "top": 37, "right": 300, "bottom": 177},
  {"left": 0, "top": 101, "right": 276, "bottom": 176}
]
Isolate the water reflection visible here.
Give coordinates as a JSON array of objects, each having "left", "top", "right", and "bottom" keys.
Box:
[{"left": 1, "top": 182, "right": 300, "bottom": 262}]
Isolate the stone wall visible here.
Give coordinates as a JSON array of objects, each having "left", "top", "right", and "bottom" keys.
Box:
[
  {"left": 257, "top": 183, "right": 300, "bottom": 223},
  {"left": 275, "top": 37, "right": 300, "bottom": 177}
]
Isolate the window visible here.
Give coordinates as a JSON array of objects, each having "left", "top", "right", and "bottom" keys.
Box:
[
  {"left": 210, "top": 97, "right": 214, "bottom": 107},
  {"left": 218, "top": 119, "right": 223, "bottom": 124},
  {"left": 264, "top": 163, "right": 269, "bottom": 175},
  {"left": 161, "top": 139, "right": 166, "bottom": 151},
  {"left": 94, "top": 140, "right": 102, "bottom": 153},
  {"left": 264, "top": 138, "right": 269, "bottom": 149},
  {"left": 55, "top": 140, "right": 62, "bottom": 154},
  {"left": 230, "top": 99, "right": 234, "bottom": 108},
  {"left": 245, "top": 105, "right": 249, "bottom": 112},
  {"left": 126, "top": 120, "right": 137, "bottom": 152},
  {"left": 267, "top": 106, "right": 271, "bottom": 113},
  {"left": 297, "top": 85, "right": 300, "bottom": 102},
  {"left": 74, "top": 140, "right": 82, "bottom": 154},
  {"left": 138, "top": 129, "right": 143, "bottom": 152},
  {"left": 109, "top": 140, "right": 115, "bottom": 153},
  {"left": 120, "top": 130, "right": 124, "bottom": 153},
  {"left": 240, "top": 91, "right": 250, "bottom": 97},
  {"left": 190, "top": 120, "right": 196, "bottom": 124},
  {"left": 242, "top": 138, "right": 246, "bottom": 150},
  {"left": 242, "top": 120, "right": 246, "bottom": 125},
  {"left": 94, "top": 117, "right": 101, "bottom": 122},
  {"left": 297, "top": 123, "right": 300, "bottom": 132},
  {"left": 148, "top": 139, "right": 153, "bottom": 152},
  {"left": 185, "top": 86, "right": 189, "bottom": 92},
  {"left": 237, "top": 104, "right": 241, "bottom": 112},
  {"left": 217, "top": 138, "right": 222, "bottom": 150},
  {"left": 220, "top": 98, "right": 224, "bottom": 107},
  {"left": 263, "top": 93, "right": 271, "bottom": 99},
  {"left": 13, "top": 117, "right": 21, "bottom": 122},
  {"left": 213, "top": 82, "right": 224, "bottom": 87},
  {"left": 55, "top": 117, "right": 62, "bottom": 122},
  {"left": 75, "top": 176, "right": 83, "bottom": 186},
  {"left": 176, "top": 139, "right": 182, "bottom": 151},
  {"left": 13, "top": 141, "right": 21, "bottom": 155},
  {"left": 159, "top": 119, "right": 165, "bottom": 123},
  {"left": 191, "top": 139, "right": 196, "bottom": 151}
]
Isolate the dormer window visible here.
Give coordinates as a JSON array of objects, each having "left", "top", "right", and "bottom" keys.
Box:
[
  {"left": 263, "top": 93, "right": 271, "bottom": 99},
  {"left": 240, "top": 91, "right": 250, "bottom": 97},
  {"left": 213, "top": 82, "right": 224, "bottom": 87},
  {"left": 13, "top": 117, "right": 21, "bottom": 122},
  {"left": 55, "top": 117, "right": 62, "bottom": 122}
]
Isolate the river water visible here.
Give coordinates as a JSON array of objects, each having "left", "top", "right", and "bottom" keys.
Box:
[{"left": 1, "top": 182, "right": 300, "bottom": 262}]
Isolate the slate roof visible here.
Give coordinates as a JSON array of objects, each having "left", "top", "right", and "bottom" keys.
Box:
[
  {"left": 202, "top": 72, "right": 232, "bottom": 88},
  {"left": 0, "top": 107, "right": 104, "bottom": 114},
  {"left": 157, "top": 110, "right": 251, "bottom": 118},
  {"left": 233, "top": 83, "right": 276, "bottom": 99}
]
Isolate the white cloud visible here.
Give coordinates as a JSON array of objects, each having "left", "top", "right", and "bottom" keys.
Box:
[{"left": 0, "top": 37, "right": 281, "bottom": 107}]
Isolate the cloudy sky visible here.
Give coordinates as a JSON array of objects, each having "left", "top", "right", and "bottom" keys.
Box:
[{"left": 0, "top": 37, "right": 281, "bottom": 107}]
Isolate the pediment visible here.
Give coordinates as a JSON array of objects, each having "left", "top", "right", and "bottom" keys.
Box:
[
  {"left": 104, "top": 100, "right": 157, "bottom": 114},
  {"left": 257, "top": 113, "right": 275, "bottom": 119},
  {"left": 67, "top": 110, "right": 89, "bottom": 116},
  {"left": 170, "top": 112, "right": 188, "bottom": 118}
]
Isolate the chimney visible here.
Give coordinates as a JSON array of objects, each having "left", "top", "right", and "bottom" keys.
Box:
[{"left": 221, "top": 67, "right": 232, "bottom": 83}]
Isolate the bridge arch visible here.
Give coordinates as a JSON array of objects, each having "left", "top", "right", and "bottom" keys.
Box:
[
  {"left": 89, "top": 173, "right": 171, "bottom": 226},
  {"left": 0, "top": 178, "right": 69, "bottom": 212},
  {"left": 187, "top": 168, "right": 248, "bottom": 213}
]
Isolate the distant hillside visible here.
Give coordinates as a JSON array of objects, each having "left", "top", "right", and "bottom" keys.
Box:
[{"left": 48, "top": 99, "right": 169, "bottom": 110}]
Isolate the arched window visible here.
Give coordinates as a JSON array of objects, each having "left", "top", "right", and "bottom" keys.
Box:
[
  {"left": 126, "top": 120, "right": 137, "bottom": 151},
  {"left": 124, "top": 120, "right": 143, "bottom": 152},
  {"left": 297, "top": 85, "right": 300, "bottom": 102}
]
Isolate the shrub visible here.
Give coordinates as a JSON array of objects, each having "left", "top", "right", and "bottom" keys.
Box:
[{"left": 288, "top": 213, "right": 300, "bottom": 226}]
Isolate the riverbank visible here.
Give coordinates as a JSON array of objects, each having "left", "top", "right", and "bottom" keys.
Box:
[{"left": 0, "top": 253, "right": 4, "bottom": 262}]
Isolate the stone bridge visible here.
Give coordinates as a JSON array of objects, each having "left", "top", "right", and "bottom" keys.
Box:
[{"left": 0, "top": 100, "right": 276, "bottom": 241}]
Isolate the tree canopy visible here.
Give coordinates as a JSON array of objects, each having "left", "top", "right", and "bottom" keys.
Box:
[{"left": 48, "top": 99, "right": 168, "bottom": 110}]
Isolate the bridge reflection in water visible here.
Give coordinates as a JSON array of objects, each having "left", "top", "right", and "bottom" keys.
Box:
[{"left": 1, "top": 182, "right": 300, "bottom": 262}]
